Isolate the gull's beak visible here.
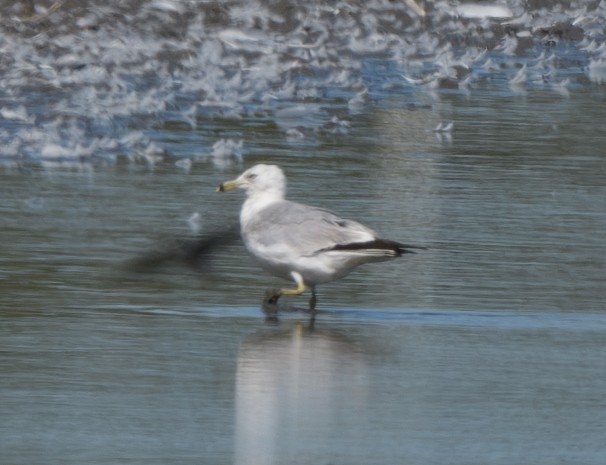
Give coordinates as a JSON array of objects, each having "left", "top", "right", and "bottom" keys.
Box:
[{"left": 216, "top": 179, "right": 238, "bottom": 193}]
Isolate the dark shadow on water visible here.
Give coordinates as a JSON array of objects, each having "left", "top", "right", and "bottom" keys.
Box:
[{"left": 123, "top": 225, "right": 240, "bottom": 273}]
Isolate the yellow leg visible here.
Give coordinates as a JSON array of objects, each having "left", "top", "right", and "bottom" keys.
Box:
[
  {"left": 278, "top": 271, "right": 306, "bottom": 296},
  {"left": 264, "top": 271, "right": 306, "bottom": 307}
]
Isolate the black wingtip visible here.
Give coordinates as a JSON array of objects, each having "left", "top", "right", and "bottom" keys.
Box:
[{"left": 326, "top": 239, "right": 427, "bottom": 256}]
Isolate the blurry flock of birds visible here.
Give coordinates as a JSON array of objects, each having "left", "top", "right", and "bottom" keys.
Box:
[{"left": 0, "top": 0, "right": 605, "bottom": 169}]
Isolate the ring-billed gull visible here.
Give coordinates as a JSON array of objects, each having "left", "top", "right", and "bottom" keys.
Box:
[{"left": 217, "top": 164, "right": 424, "bottom": 310}]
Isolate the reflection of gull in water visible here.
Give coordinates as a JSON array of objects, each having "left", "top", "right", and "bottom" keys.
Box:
[
  {"left": 217, "top": 164, "right": 424, "bottom": 310},
  {"left": 234, "top": 324, "right": 369, "bottom": 465}
]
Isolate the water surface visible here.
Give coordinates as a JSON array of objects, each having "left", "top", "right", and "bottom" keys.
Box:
[{"left": 1, "top": 1, "right": 606, "bottom": 464}]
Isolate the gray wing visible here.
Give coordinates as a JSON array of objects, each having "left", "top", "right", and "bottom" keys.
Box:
[{"left": 243, "top": 200, "right": 378, "bottom": 256}]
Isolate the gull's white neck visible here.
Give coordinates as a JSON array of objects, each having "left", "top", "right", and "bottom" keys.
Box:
[{"left": 240, "top": 189, "right": 284, "bottom": 227}]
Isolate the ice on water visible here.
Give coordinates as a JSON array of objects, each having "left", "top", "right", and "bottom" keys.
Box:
[{"left": 0, "top": 1, "right": 604, "bottom": 169}]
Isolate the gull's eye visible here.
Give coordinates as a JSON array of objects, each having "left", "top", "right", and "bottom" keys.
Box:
[{"left": 245, "top": 173, "right": 257, "bottom": 180}]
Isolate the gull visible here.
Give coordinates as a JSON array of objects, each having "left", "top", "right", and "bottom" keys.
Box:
[{"left": 216, "top": 164, "right": 424, "bottom": 311}]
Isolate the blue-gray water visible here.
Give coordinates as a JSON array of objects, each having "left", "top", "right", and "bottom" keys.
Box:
[{"left": 2, "top": 1, "right": 606, "bottom": 464}]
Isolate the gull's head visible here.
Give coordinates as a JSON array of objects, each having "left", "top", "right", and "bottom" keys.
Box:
[{"left": 216, "top": 164, "right": 287, "bottom": 199}]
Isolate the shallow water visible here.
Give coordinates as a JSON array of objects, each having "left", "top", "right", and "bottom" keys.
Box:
[{"left": 2, "top": 1, "right": 606, "bottom": 464}]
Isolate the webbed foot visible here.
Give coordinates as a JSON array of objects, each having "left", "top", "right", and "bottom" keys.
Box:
[
  {"left": 262, "top": 288, "right": 282, "bottom": 316},
  {"left": 264, "top": 288, "right": 282, "bottom": 305}
]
